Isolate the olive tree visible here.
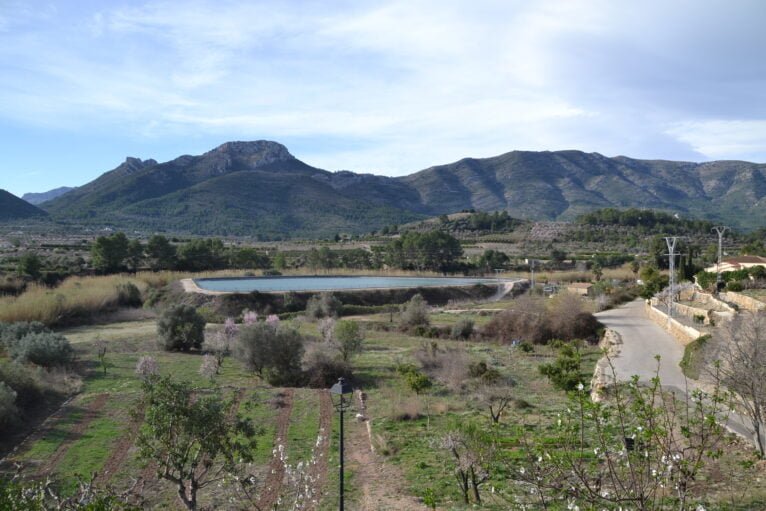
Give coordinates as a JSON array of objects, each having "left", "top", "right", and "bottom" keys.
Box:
[{"left": 157, "top": 305, "right": 205, "bottom": 351}]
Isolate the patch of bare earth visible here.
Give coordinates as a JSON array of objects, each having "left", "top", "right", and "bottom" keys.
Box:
[
  {"left": 347, "top": 392, "right": 430, "bottom": 511},
  {"left": 36, "top": 393, "right": 110, "bottom": 477},
  {"left": 256, "top": 388, "right": 295, "bottom": 510}
]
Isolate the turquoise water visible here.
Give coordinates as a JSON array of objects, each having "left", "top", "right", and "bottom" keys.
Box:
[{"left": 193, "top": 276, "right": 502, "bottom": 293}]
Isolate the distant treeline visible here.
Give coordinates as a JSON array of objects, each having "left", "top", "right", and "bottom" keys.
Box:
[
  {"left": 576, "top": 208, "right": 715, "bottom": 234},
  {"left": 82, "top": 231, "right": 468, "bottom": 276}
]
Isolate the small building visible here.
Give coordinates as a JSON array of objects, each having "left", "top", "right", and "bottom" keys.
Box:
[
  {"left": 704, "top": 256, "right": 766, "bottom": 273},
  {"left": 566, "top": 282, "right": 594, "bottom": 296}
]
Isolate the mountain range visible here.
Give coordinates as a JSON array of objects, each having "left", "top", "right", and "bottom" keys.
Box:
[
  {"left": 22, "top": 186, "right": 76, "bottom": 205},
  {"left": 13, "top": 140, "right": 766, "bottom": 236},
  {"left": 0, "top": 190, "right": 48, "bottom": 221}
]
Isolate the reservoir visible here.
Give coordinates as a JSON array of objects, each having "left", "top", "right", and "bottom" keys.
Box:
[{"left": 192, "top": 276, "right": 505, "bottom": 293}]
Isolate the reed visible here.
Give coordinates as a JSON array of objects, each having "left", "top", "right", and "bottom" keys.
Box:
[{"left": 0, "top": 275, "right": 148, "bottom": 325}]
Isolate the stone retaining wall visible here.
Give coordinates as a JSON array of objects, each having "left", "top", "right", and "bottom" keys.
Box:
[
  {"left": 645, "top": 302, "right": 703, "bottom": 345},
  {"left": 720, "top": 291, "right": 766, "bottom": 312},
  {"left": 652, "top": 292, "right": 735, "bottom": 326}
]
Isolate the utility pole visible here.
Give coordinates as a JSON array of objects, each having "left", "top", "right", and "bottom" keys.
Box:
[
  {"left": 664, "top": 237, "right": 679, "bottom": 323},
  {"left": 712, "top": 226, "right": 728, "bottom": 289}
]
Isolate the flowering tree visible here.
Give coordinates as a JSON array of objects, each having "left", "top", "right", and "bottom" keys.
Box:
[
  {"left": 199, "top": 354, "right": 219, "bottom": 381},
  {"left": 243, "top": 310, "right": 258, "bottom": 326},
  {"left": 508, "top": 358, "right": 732, "bottom": 510},
  {"left": 135, "top": 356, "right": 159, "bottom": 380}
]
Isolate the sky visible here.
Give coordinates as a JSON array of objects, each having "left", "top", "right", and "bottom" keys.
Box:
[{"left": 1, "top": 0, "right": 765, "bottom": 197}]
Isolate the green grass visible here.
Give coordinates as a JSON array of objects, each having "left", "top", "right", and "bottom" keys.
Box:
[
  {"left": 55, "top": 415, "right": 122, "bottom": 486},
  {"left": 286, "top": 388, "right": 321, "bottom": 464},
  {"left": 237, "top": 388, "right": 281, "bottom": 464},
  {"left": 19, "top": 408, "right": 84, "bottom": 463},
  {"left": 680, "top": 334, "right": 711, "bottom": 380}
]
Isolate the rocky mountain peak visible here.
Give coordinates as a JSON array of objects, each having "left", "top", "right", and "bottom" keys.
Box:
[{"left": 204, "top": 140, "right": 294, "bottom": 174}]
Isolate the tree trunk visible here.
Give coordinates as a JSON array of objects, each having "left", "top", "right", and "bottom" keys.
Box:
[{"left": 470, "top": 466, "right": 482, "bottom": 503}]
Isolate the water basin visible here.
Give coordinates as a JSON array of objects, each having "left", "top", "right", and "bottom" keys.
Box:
[{"left": 192, "top": 276, "right": 506, "bottom": 293}]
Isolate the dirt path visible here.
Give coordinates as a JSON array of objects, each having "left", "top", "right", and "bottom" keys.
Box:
[
  {"left": 256, "top": 388, "right": 295, "bottom": 510},
  {"left": 37, "top": 393, "right": 110, "bottom": 477},
  {"left": 305, "top": 390, "right": 332, "bottom": 511},
  {"left": 346, "top": 393, "right": 430, "bottom": 511}
]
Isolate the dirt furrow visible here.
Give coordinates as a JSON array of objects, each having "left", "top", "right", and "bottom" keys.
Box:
[
  {"left": 95, "top": 402, "right": 144, "bottom": 486},
  {"left": 305, "top": 390, "right": 332, "bottom": 511},
  {"left": 256, "top": 388, "right": 295, "bottom": 510},
  {"left": 37, "top": 393, "right": 110, "bottom": 477}
]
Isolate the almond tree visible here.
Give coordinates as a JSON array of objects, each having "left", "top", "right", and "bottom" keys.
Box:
[{"left": 134, "top": 376, "right": 258, "bottom": 510}]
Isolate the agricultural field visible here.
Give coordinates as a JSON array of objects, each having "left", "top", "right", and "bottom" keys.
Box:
[
  {"left": 2, "top": 272, "right": 766, "bottom": 510},
  {"left": 0, "top": 286, "right": 605, "bottom": 510}
]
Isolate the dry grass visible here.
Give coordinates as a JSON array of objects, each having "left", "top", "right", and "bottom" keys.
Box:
[{"left": 0, "top": 275, "right": 149, "bottom": 325}]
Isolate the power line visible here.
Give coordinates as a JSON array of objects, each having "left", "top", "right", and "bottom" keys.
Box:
[
  {"left": 712, "top": 226, "right": 729, "bottom": 288},
  {"left": 664, "top": 236, "right": 679, "bottom": 324}
]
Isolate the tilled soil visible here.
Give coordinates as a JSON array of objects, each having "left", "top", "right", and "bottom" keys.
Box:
[
  {"left": 305, "top": 389, "right": 332, "bottom": 511},
  {"left": 256, "top": 388, "right": 295, "bottom": 510},
  {"left": 95, "top": 403, "right": 143, "bottom": 486}
]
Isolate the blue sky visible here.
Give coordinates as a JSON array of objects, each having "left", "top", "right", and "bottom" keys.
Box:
[{"left": 1, "top": 0, "right": 765, "bottom": 197}]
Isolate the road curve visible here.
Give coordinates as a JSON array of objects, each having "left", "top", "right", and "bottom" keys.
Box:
[
  {"left": 595, "top": 299, "right": 758, "bottom": 447},
  {"left": 595, "top": 299, "right": 686, "bottom": 387}
]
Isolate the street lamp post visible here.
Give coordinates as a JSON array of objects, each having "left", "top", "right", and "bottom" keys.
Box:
[{"left": 330, "top": 377, "right": 353, "bottom": 511}]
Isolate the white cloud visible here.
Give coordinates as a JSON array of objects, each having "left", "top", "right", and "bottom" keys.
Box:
[
  {"left": 0, "top": 0, "right": 765, "bottom": 193},
  {"left": 666, "top": 120, "right": 766, "bottom": 161}
]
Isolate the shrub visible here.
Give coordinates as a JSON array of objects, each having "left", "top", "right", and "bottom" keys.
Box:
[
  {"left": 0, "top": 361, "right": 43, "bottom": 408},
  {"left": 404, "top": 370, "right": 433, "bottom": 395},
  {"left": 451, "top": 318, "right": 474, "bottom": 340},
  {"left": 539, "top": 344, "right": 583, "bottom": 391},
  {"left": 749, "top": 265, "right": 766, "bottom": 280},
  {"left": 157, "top": 305, "right": 205, "bottom": 351},
  {"left": 484, "top": 295, "right": 549, "bottom": 344},
  {"left": 548, "top": 293, "right": 600, "bottom": 342},
  {"left": 727, "top": 281, "right": 744, "bottom": 292},
  {"left": 8, "top": 332, "right": 74, "bottom": 367},
  {"left": 0, "top": 382, "right": 18, "bottom": 430},
  {"left": 303, "top": 348, "right": 352, "bottom": 388},
  {"left": 400, "top": 294, "right": 430, "bottom": 328},
  {"left": 0, "top": 321, "right": 49, "bottom": 349},
  {"left": 236, "top": 322, "right": 305, "bottom": 386},
  {"left": 116, "top": 282, "right": 142, "bottom": 307},
  {"left": 305, "top": 292, "right": 341, "bottom": 319}
]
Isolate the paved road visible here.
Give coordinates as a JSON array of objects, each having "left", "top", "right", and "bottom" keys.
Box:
[
  {"left": 595, "top": 299, "right": 686, "bottom": 387},
  {"left": 595, "top": 299, "right": 759, "bottom": 448}
]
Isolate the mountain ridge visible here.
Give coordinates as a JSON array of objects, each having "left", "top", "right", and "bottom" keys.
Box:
[
  {"left": 34, "top": 141, "right": 766, "bottom": 235},
  {"left": 0, "top": 190, "right": 49, "bottom": 220}
]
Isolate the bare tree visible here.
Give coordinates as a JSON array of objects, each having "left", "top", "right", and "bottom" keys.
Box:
[
  {"left": 437, "top": 425, "right": 493, "bottom": 504},
  {"left": 476, "top": 383, "right": 514, "bottom": 424},
  {"left": 717, "top": 311, "right": 766, "bottom": 457}
]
